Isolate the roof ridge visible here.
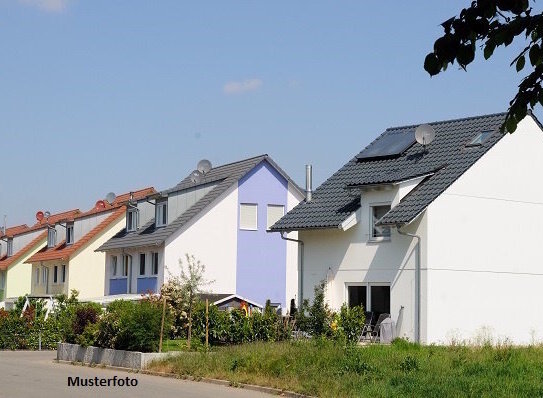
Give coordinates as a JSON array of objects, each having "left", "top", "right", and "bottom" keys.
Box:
[
  {"left": 203, "top": 154, "right": 268, "bottom": 170},
  {"left": 385, "top": 111, "right": 508, "bottom": 132}
]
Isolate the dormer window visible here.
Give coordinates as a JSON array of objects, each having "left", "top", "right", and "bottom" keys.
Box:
[
  {"left": 126, "top": 209, "right": 138, "bottom": 232},
  {"left": 66, "top": 223, "right": 74, "bottom": 245},
  {"left": 6, "top": 239, "right": 13, "bottom": 257},
  {"left": 156, "top": 201, "right": 167, "bottom": 228},
  {"left": 47, "top": 228, "right": 57, "bottom": 248}
]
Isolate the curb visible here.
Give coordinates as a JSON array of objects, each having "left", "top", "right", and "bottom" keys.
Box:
[{"left": 54, "top": 359, "right": 313, "bottom": 398}]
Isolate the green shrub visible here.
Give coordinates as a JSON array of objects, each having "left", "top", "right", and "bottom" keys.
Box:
[
  {"left": 72, "top": 303, "right": 101, "bottom": 336},
  {"left": 333, "top": 304, "right": 365, "bottom": 344},
  {"left": 95, "top": 299, "right": 169, "bottom": 352}
]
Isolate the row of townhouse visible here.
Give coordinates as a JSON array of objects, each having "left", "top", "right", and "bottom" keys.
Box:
[
  {"left": 0, "top": 155, "right": 304, "bottom": 313},
  {"left": 2, "top": 111, "right": 542, "bottom": 344}
]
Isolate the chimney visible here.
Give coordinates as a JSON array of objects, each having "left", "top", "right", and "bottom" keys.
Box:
[{"left": 305, "top": 164, "right": 313, "bottom": 202}]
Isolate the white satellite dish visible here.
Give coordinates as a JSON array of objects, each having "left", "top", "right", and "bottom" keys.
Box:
[
  {"left": 190, "top": 170, "right": 203, "bottom": 183},
  {"left": 415, "top": 124, "right": 436, "bottom": 146},
  {"left": 197, "top": 159, "right": 212, "bottom": 174},
  {"left": 44, "top": 210, "right": 51, "bottom": 219},
  {"left": 105, "top": 192, "right": 116, "bottom": 205}
]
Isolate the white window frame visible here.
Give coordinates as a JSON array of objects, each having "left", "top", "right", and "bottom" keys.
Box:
[
  {"left": 42, "top": 267, "right": 48, "bottom": 285},
  {"left": 53, "top": 265, "right": 58, "bottom": 284},
  {"left": 138, "top": 253, "right": 146, "bottom": 277},
  {"left": 47, "top": 228, "right": 57, "bottom": 248},
  {"left": 111, "top": 256, "right": 118, "bottom": 277},
  {"left": 122, "top": 255, "right": 130, "bottom": 277},
  {"left": 344, "top": 282, "right": 390, "bottom": 312},
  {"left": 6, "top": 239, "right": 13, "bottom": 257},
  {"left": 66, "top": 223, "right": 74, "bottom": 245},
  {"left": 35, "top": 267, "right": 40, "bottom": 285},
  {"left": 266, "top": 204, "right": 285, "bottom": 230},
  {"left": 239, "top": 203, "right": 258, "bottom": 231},
  {"left": 369, "top": 202, "right": 392, "bottom": 242},
  {"left": 61, "top": 264, "right": 67, "bottom": 283},
  {"left": 151, "top": 252, "right": 159, "bottom": 276},
  {"left": 126, "top": 209, "right": 138, "bottom": 232},
  {"left": 155, "top": 201, "right": 168, "bottom": 228}
]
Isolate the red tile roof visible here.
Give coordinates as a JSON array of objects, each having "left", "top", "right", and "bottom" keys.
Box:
[
  {"left": 26, "top": 209, "right": 81, "bottom": 233},
  {"left": 75, "top": 187, "right": 156, "bottom": 218},
  {"left": 26, "top": 207, "right": 126, "bottom": 263},
  {"left": 0, "top": 224, "right": 29, "bottom": 239},
  {"left": 0, "top": 231, "right": 47, "bottom": 270}
]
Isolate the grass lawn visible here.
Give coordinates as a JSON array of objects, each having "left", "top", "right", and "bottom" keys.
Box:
[
  {"left": 161, "top": 339, "right": 189, "bottom": 352},
  {"left": 150, "top": 339, "right": 543, "bottom": 397}
]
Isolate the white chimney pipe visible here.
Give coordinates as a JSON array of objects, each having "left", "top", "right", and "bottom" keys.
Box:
[{"left": 305, "top": 164, "right": 313, "bottom": 202}]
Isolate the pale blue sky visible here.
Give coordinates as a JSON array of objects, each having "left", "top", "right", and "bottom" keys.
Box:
[{"left": 0, "top": 1, "right": 536, "bottom": 226}]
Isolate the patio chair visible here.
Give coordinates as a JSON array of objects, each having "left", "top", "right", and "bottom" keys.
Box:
[
  {"left": 358, "top": 311, "right": 374, "bottom": 342},
  {"left": 370, "top": 313, "right": 391, "bottom": 343}
]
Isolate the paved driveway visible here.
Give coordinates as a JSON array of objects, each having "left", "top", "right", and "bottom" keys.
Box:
[{"left": 0, "top": 350, "right": 271, "bottom": 398}]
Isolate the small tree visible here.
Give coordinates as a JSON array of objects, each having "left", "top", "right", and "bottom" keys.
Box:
[{"left": 164, "top": 254, "right": 213, "bottom": 349}]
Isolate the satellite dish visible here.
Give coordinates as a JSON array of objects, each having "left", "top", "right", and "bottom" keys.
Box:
[
  {"left": 95, "top": 200, "right": 106, "bottom": 210},
  {"left": 415, "top": 124, "right": 436, "bottom": 146},
  {"left": 105, "top": 192, "right": 116, "bottom": 205},
  {"left": 36, "top": 211, "right": 44, "bottom": 222},
  {"left": 44, "top": 210, "right": 51, "bottom": 219},
  {"left": 190, "top": 170, "right": 203, "bottom": 183},
  {"left": 197, "top": 159, "right": 212, "bottom": 174}
]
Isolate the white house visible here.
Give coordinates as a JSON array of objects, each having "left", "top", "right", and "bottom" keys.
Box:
[
  {"left": 97, "top": 155, "right": 304, "bottom": 312},
  {"left": 271, "top": 112, "right": 543, "bottom": 345}
]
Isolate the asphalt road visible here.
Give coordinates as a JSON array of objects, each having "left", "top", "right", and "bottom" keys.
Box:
[{"left": 0, "top": 350, "right": 271, "bottom": 398}]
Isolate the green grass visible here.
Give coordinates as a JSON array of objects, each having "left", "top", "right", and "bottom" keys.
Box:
[
  {"left": 161, "top": 339, "right": 189, "bottom": 352},
  {"left": 149, "top": 339, "right": 543, "bottom": 397}
]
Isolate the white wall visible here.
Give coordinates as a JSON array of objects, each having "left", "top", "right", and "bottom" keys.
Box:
[
  {"left": 164, "top": 185, "right": 238, "bottom": 294},
  {"left": 426, "top": 116, "right": 543, "bottom": 344},
  {"left": 299, "top": 187, "right": 427, "bottom": 341}
]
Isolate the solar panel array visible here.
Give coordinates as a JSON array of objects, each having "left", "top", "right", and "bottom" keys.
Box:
[{"left": 357, "top": 129, "right": 416, "bottom": 161}]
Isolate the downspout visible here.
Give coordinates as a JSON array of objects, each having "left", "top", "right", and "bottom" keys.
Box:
[
  {"left": 396, "top": 223, "right": 421, "bottom": 344},
  {"left": 279, "top": 231, "right": 304, "bottom": 308}
]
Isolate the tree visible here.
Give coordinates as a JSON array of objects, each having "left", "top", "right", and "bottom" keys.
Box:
[
  {"left": 424, "top": 0, "right": 542, "bottom": 132},
  {"left": 163, "top": 254, "right": 213, "bottom": 349}
]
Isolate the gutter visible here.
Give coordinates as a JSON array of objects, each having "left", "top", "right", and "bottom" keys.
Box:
[
  {"left": 268, "top": 230, "right": 305, "bottom": 309},
  {"left": 395, "top": 223, "right": 421, "bottom": 344}
]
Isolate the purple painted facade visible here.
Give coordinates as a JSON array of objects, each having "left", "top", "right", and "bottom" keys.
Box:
[
  {"left": 237, "top": 161, "right": 288, "bottom": 308},
  {"left": 110, "top": 278, "right": 127, "bottom": 295},
  {"left": 137, "top": 277, "right": 158, "bottom": 293}
]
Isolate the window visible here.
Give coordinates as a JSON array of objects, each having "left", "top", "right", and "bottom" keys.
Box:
[
  {"left": 111, "top": 256, "right": 118, "bottom": 277},
  {"left": 35, "top": 268, "right": 40, "bottom": 285},
  {"left": 370, "top": 205, "right": 391, "bottom": 240},
  {"left": 122, "top": 255, "right": 130, "bottom": 277},
  {"left": 61, "top": 265, "right": 66, "bottom": 283},
  {"left": 346, "top": 283, "right": 390, "bottom": 323},
  {"left": 347, "top": 285, "right": 367, "bottom": 309},
  {"left": 126, "top": 209, "right": 138, "bottom": 232},
  {"left": 6, "top": 239, "right": 13, "bottom": 257},
  {"left": 42, "top": 267, "right": 48, "bottom": 284},
  {"left": 47, "top": 228, "right": 57, "bottom": 248},
  {"left": 156, "top": 201, "right": 168, "bottom": 227},
  {"left": 0, "top": 271, "right": 5, "bottom": 289},
  {"left": 267, "top": 205, "right": 284, "bottom": 230},
  {"left": 139, "top": 253, "right": 146, "bottom": 276},
  {"left": 467, "top": 130, "right": 492, "bottom": 147},
  {"left": 151, "top": 252, "right": 159, "bottom": 275},
  {"left": 66, "top": 223, "right": 74, "bottom": 245},
  {"left": 240, "top": 204, "right": 258, "bottom": 230},
  {"left": 53, "top": 266, "right": 58, "bottom": 284}
]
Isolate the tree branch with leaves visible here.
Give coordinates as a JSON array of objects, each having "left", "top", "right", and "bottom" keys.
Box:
[{"left": 424, "top": 0, "right": 542, "bottom": 132}]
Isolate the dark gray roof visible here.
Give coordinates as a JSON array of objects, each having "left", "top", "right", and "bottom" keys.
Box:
[
  {"left": 98, "top": 155, "right": 302, "bottom": 251},
  {"left": 272, "top": 112, "right": 513, "bottom": 230}
]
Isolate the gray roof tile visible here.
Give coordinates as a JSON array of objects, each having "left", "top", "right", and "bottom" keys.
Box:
[
  {"left": 98, "top": 155, "right": 302, "bottom": 251},
  {"left": 271, "top": 112, "right": 511, "bottom": 230}
]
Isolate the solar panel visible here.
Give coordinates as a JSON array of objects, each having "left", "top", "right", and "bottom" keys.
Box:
[{"left": 357, "top": 129, "right": 416, "bottom": 161}]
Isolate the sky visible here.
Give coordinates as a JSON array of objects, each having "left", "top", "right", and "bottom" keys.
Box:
[{"left": 0, "top": 0, "right": 537, "bottom": 226}]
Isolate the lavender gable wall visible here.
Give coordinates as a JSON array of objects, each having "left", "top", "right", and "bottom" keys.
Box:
[{"left": 237, "top": 161, "right": 288, "bottom": 308}]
